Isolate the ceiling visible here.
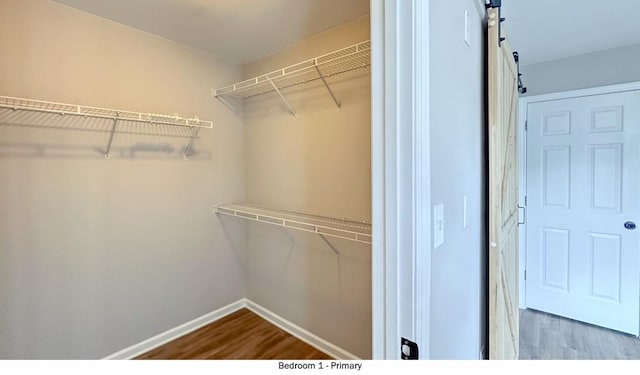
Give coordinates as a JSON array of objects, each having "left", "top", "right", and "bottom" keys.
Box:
[
  {"left": 53, "top": 0, "right": 369, "bottom": 64},
  {"left": 502, "top": 0, "right": 640, "bottom": 65},
  {"left": 53, "top": 0, "right": 640, "bottom": 67}
]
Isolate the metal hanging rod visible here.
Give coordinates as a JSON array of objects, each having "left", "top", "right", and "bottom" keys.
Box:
[
  {"left": 215, "top": 203, "right": 372, "bottom": 245},
  {"left": 513, "top": 52, "right": 527, "bottom": 94},
  {"left": 0, "top": 96, "right": 212, "bottom": 159},
  {"left": 0, "top": 96, "right": 213, "bottom": 128},
  {"left": 486, "top": 0, "right": 506, "bottom": 45},
  {"left": 213, "top": 40, "right": 370, "bottom": 116}
]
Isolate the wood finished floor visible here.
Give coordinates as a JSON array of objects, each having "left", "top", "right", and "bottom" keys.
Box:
[
  {"left": 136, "top": 308, "right": 332, "bottom": 360},
  {"left": 519, "top": 308, "right": 640, "bottom": 360}
]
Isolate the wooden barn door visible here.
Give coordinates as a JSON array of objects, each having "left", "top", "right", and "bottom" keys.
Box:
[{"left": 487, "top": 7, "right": 519, "bottom": 360}]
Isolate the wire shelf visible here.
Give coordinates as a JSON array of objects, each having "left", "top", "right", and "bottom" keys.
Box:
[
  {"left": 214, "top": 40, "right": 371, "bottom": 100},
  {"left": 0, "top": 96, "right": 213, "bottom": 128},
  {"left": 216, "top": 203, "right": 372, "bottom": 245},
  {"left": 0, "top": 96, "right": 212, "bottom": 159}
]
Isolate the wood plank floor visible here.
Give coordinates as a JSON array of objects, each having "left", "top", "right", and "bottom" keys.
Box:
[
  {"left": 136, "top": 308, "right": 332, "bottom": 360},
  {"left": 519, "top": 308, "right": 640, "bottom": 360}
]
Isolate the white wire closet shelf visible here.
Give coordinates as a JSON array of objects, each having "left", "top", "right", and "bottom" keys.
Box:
[
  {"left": 213, "top": 40, "right": 371, "bottom": 116},
  {"left": 0, "top": 96, "right": 212, "bottom": 159},
  {"left": 216, "top": 203, "right": 372, "bottom": 245}
]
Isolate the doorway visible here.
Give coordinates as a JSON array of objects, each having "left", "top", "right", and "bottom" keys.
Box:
[{"left": 518, "top": 82, "right": 640, "bottom": 359}]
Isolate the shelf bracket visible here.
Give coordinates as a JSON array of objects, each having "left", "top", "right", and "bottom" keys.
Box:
[
  {"left": 266, "top": 76, "right": 297, "bottom": 117},
  {"left": 183, "top": 126, "right": 200, "bottom": 160},
  {"left": 318, "top": 233, "right": 340, "bottom": 258},
  {"left": 314, "top": 64, "right": 341, "bottom": 110},
  {"left": 105, "top": 117, "right": 118, "bottom": 159},
  {"left": 212, "top": 89, "right": 243, "bottom": 117},
  {"left": 275, "top": 226, "right": 297, "bottom": 256}
]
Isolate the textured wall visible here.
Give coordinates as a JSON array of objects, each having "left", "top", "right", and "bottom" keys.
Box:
[
  {"left": 429, "top": 0, "right": 486, "bottom": 359},
  {"left": 241, "top": 16, "right": 372, "bottom": 358},
  {"left": 0, "top": 0, "right": 245, "bottom": 359}
]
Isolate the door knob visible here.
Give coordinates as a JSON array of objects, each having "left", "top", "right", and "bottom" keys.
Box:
[{"left": 624, "top": 221, "right": 636, "bottom": 230}]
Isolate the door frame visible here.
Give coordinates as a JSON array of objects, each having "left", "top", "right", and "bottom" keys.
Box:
[
  {"left": 371, "top": 0, "right": 431, "bottom": 359},
  {"left": 518, "top": 80, "right": 640, "bottom": 309}
]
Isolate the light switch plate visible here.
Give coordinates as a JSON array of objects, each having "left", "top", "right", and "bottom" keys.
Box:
[
  {"left": 464, "top": 10, "right": 471, "bottom": 46},
  {"left": 463, "top": 195, "right": 469, "bottom": 229},
  {"left": 433, "top": 203, "right": 445, "bottom": 249}
]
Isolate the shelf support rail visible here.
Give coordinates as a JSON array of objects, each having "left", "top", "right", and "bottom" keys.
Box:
[
  {"left": 215, "top": 205, "right": 371, "bottom": 246},
  {"left": 104, "top": 116, "right": 119, "bottom": 159},
  {"left": 266, "top": 76, "right": 297, "bottom": 118},
  {"left": 183, "top": 126, "right": 200, "bottom": 160},
  {"left": 314, "top": 62, "right": 342, "bottom": 110}
]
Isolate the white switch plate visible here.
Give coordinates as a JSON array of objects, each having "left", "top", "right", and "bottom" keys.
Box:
[
  {"left": 463, "top": 195, "right": 468, "bottom": 229},
  {"left": 433, "top": 203, "right": 445, "bottom": 249},
  {"left": 464, "top": 10, "right": 471, "bottom": 46}
]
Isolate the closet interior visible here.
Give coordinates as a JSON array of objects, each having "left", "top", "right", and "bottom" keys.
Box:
[{"left": 0, "top": 0, "right": 372, "bottom": 360}]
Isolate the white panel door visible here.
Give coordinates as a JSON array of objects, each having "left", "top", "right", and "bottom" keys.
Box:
[{"left": 526, "top": 90, "right": 640, "bottom": 335}]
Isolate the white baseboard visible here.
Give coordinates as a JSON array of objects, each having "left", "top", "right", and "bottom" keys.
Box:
[
  {"left": 245, "top": 300, "right": 360, "bottom": 360},
  {"left": 102, "top": 299, "right": 245, "bottom": 360},
  {"left": 103, "top": 298, "right": 358, "bottom": 360}
]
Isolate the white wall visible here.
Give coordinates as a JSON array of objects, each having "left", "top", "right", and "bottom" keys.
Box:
[
  {"left": 429, "top": 0, "right": 486, "bottom": 359},
  {"left": 521, "top": 43, "right": 640, "bottom": 96},
  {"left": 0, "top": 0, "right": 245, "bottom": 359},
  {"left": 240, "top": 17, "right": 372, "bottom": 358}
]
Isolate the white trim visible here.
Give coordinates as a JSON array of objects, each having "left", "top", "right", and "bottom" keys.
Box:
[
  {"left": 371, "top": 0, "right": 432, "bottom": 359},
  {"left": 370, "top": 0, "right": 393, "bottom": 360},
  {"left": 522, "top": 81, "right": 640, "bottom": 104},
  {"left": 413, "top": 0, "right": 432, "bottom": 360},
  {"left": 518, "top": 95, "right": 528, "bottom": 309},
  {"left": 244, "top": 300, "right": 359, "bottom": 360},
  {"left": 102, "top": 299, "right": 245, "bottom": 360},
  {"left": 518, "top": 80, "right": 640, "bottom": 309},
  {"left": 394, "top": 0, "right": 415, "bottom": 357}
]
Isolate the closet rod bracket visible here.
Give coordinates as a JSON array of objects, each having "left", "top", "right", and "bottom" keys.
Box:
[
  {"left": 266, "top": 76, "right": 297, "bottom": 118},
  {"left": 314, "top": 63, "right": 342, "bottom": 111}
]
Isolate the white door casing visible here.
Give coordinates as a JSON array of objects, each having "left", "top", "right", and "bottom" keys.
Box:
[
  {"left": 371, "top": 0, "right": 431, "bottom": 359},
  {"left": 525, "top": 89, "right": 640, "bottom": 335}
]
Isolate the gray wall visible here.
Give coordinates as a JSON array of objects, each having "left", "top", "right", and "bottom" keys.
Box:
[
  {"left": 429, "top": 0, "right": 486, "bottom": 359},
  {"left": 0, "top": 0, "right": 245, "bottom": 359},
  {"left": 522, "top": 43, "right": 640, "bottom": 96}
]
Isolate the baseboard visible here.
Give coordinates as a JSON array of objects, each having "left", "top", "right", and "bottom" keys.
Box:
[
  {"left": 102, "top": 299, "right": 246, "bottom": 359},
  {"left": 244, "top": 299, "right": 360, "bottom": 360},
  {"left": 103, "top": 298, "right": 358, "bottom": 360}
]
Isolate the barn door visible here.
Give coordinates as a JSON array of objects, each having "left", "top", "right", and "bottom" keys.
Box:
[{"left": 487, "top": 7, "right": 519, "bottom": 360}]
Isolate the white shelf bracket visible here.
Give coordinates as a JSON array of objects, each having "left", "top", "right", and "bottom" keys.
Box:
[
  {"left": 104, "top": 117, "right": 118, "bottom": 159},
  {"left": 275, "top": 226, "right": 297, "bottom": 255},
  {"left": 318, "top": 233, "right": 340, "bottom": 258},
  {"left": 314, "top": 63, "right": 342, "bottom": 110},
  {"left": 183, "top": 127, "right": 200, "bottom": 160},
  {"left": 266, "top": 76, "right": 297, "bottom": 118},
  {"left": 213, "top": 89, "right": 243, "bottom": 117}
]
